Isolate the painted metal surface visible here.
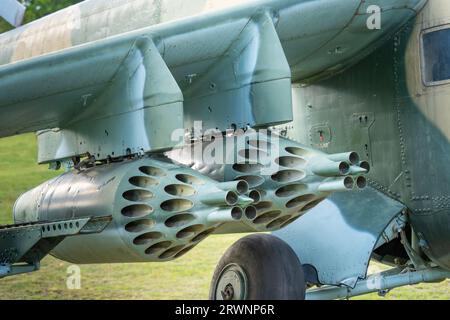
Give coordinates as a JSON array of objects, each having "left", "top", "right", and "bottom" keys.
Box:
[
  {"left": 0, "top": 0, "right": 424, "bottom": 158},
  {"left": 167, "top": 131, "right": 367, "bottom": 235},
  {"left": 274, "top": 188, "right": 405, "bottom": 286},
  {"left": 306, "top": 267, "right": 450, "bottom": 300},
  {"left": 2, "top": 0, "right": 450, "bottom": 291},
  {"left": 279, "top": 0, "right": 450, "bottom": 270},
  {"left": 0, "top": 216, "right": 111, "bottom": 278},
  {"left": 0, "top": 0, "right": 25, "bottom": 27},
  {"left": 182, "top": 10, "right": 293, "bottom": 132},
  {"left": 401, "top": 0, "right": 450, "bottom": 270}
]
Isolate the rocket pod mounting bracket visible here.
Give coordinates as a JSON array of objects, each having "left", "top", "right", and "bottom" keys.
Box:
[{"left": 0, "top": 215, "right": 112, "bottom": 279}]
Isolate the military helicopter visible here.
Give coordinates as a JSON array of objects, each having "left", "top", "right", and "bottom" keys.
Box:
[{"left": 0, "top": 0, "right": 449, "bottom": 300}]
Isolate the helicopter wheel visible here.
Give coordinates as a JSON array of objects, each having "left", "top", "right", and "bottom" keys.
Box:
[{"left": 209, "top": 234, "right": 306, "bottom": 300}]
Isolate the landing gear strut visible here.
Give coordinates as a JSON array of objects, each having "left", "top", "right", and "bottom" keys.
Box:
[{"left": 210, "top": 234, "right": 306, "bottom": 300}]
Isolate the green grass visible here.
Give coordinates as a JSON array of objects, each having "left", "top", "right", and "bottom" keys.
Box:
[
  {"left": 0, "top": 134, "right": 449, "bottom": 300},
  {"left": 0, "top": 134, "right": 59, "bottom": 225}
]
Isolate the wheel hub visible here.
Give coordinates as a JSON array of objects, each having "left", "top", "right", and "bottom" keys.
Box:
[{"left": 215, "top": 264, "right": 248, "bottom": 300}]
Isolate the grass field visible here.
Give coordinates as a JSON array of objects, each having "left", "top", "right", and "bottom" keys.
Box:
[{"left": 0, "top": 134, "right": 448, "bottom": 300}]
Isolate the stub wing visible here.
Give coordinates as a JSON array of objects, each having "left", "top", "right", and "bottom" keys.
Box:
[{"left": 0, "top": 0, "right": 427, "bottom": 163}]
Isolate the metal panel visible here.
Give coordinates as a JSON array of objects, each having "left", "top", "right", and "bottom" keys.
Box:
[
  {"left": 0, "top": 0, "right": 427, "bottom": 140},
  {"left": 306, "top": 267, "right": 450, "bottom": 300},
  {"left": 36, "top": 37, "right": 184, "bottom": 163},
  {"left": 274, "top": 187, "right": 405, "bottom": 287},
  {"left": 0, "top": 216, "right": 111, "bottom": 278},
  {"left": 183, "top": 10, "right": 293, "bottom": 132}
]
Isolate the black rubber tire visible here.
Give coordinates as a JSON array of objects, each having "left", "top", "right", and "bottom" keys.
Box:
[{"left": 209, "top": 234, "right": 306, "bottom": 300}]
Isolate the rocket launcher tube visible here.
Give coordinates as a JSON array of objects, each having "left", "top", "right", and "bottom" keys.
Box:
[
  {"left": 311, "top": 158, "right": 350, "bottom": 177},
  {"left": 207, "top": 207, "right": 243, "bottom": 223},
  {"left": 236, "top": 195, "right": 254, "bottom": 207},
  {"left": 328, "top": 152, "right": 360, "bottom": 165},
  {"left": 200, "top": 191, "right": 238, "bottom": 206},
  {"left": 244, "top": 206, "right": 257, "bottom": 220}
]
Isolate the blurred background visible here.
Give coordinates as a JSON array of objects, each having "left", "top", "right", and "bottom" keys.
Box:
[{"left": 0, "top": 0, "right": 448, "bottom": 300}]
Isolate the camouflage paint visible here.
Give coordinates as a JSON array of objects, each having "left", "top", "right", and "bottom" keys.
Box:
[
  {"left": 0, "top": 0, "right": 425, "bottom": 158},
  {"left": 282, "top": 0, "right": 450, "bottom": 269},
  {"left": 0, "top": 0, "right": 423, "bottom": 80},
  {"left": 2, "top": 0, "right": 448, "bottom": 272},
  {"left": 0, "top": 0, "right": 248, "bottom": 64}
]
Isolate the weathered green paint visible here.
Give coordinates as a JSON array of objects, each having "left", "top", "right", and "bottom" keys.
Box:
[
  {"left": 36, "top": 37, "right": 184, "bottom": 161},
  {"left": 15, "top": 131, "right": 367, "bottom": 263},
  {"left": 167, "top": 131, "right": 367, "bottom": 235},
  {"left": 280, "top": 0, "right": 450, "bottom": 269},
  {"left": 14, "top": 158, "right": 254, "bottom": 263},
  {"left": 0, "top": 0, "right": 423, "bottom": 158},
  {"left": 275, "top": 188, "right": 407, "bottom": 286},
  {"left": 2, "top": 0, "right": 450, "bottom": 283}
]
